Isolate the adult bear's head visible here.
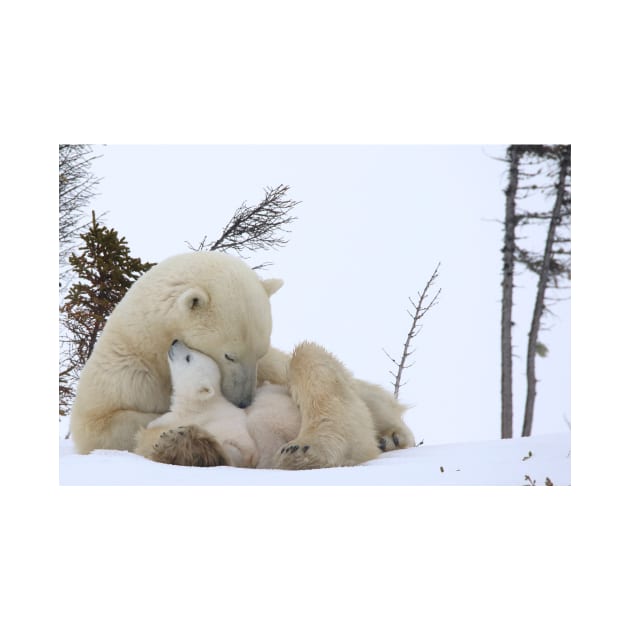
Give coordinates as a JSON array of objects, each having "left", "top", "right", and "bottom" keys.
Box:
[{"left": 136, "top": 251, "right": 283, "bottom": 409}]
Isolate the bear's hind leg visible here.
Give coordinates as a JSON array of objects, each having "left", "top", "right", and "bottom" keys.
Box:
[{"left": 353, "top": 379, "right": 416, "bottom": 451}]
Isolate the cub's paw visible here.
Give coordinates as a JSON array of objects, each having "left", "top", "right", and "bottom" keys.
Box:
[
  {"left": 151, "top": 425, "right": 228, "bottom": 467},
  {"left": 377, "top": 429, "right": 414, "bottom": 452},
  {"left": 273, "top": 440, "right": 330, "bottom": 470}
]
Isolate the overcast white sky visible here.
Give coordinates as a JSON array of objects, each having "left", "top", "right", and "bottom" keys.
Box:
[{"left": 88, "top": 144, "right": 570, "bottom": 445}]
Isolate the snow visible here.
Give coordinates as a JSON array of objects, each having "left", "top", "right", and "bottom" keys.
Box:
[{"left": 59, "top": 417, "right": 570, "bottom": 485}]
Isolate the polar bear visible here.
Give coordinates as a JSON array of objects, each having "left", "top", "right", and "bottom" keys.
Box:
[
  {"left": 70, "top": 251, "right": 283, "bottom": 454},
  {"left": 134, "top": 340, "right": 388, "bottom": 468},
  {"left": 70, "top": 251, "right": 414, "bottom": 469}
]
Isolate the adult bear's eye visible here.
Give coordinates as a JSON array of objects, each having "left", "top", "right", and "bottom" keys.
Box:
[
  {"left": 225, "top": 353, "right": 235, "bottom": 362},
  {"left": 185, "top": 355, "right": 191, "bottom": 363}
]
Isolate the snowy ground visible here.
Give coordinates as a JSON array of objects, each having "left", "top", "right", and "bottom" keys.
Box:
[{"left": 59, "top": 418, "right": 570, "bottom": 485}]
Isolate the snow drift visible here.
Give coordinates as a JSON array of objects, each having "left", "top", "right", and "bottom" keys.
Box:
[{"left": 59, "top": 420, "right": 570, "bottom": 486}]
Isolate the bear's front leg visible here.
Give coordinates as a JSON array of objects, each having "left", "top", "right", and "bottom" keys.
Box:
[
  {"left": 274, "top": 342, "right": 381, "bottom": 470},
  {"left": 148, "top": 425, "right": 229, "bottom": 467}
]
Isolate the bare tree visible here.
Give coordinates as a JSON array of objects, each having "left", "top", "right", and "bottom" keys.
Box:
[
  {"left": 384, "top": 263, "right": 441, "bottom": 399},
  {"left": 499, "top": 144, "right": 571, "bottom": 439},
  {"left": 521, "top": 145, "right": 571, "bottom": 436},
  {"left": 59, "top": 144, "right": 101, "bottom": 291},
  {"left": 187, "top": 184, "right": 299, "bottom": 268},
  {"left": 500, "top": 146, "right": 524, "bottom": 439}
]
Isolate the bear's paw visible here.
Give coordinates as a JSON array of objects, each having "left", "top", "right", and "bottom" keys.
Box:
[
  {"left": 376, "top": 429, "right": 414, "bottom": 452},
  {"left": 151, "top": 425, "right": 229, "bottom": 467},
  {"left": 273, "top": 441, "right": 322, "bottom": 470}
]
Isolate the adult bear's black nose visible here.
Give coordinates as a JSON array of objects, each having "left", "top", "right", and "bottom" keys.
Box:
[{"left": 171, "top": 339, "right": 178, "bottom": 346}]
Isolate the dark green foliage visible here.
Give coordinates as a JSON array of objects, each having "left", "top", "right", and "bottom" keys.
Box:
[
  {"left": 59, "top": 212, "right": 154, "bottom": 415},
  {"left": 535, "top": 342, "right": 549, "bottom": 358}
]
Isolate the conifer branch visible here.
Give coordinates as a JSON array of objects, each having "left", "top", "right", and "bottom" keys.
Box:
[{"left": 59, "top": 212, "right": 154, "bottom": 418}]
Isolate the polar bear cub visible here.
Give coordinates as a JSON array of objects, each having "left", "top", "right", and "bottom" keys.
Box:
[{"left": 134, "top": 340, "right": 301, "bottom": 468}]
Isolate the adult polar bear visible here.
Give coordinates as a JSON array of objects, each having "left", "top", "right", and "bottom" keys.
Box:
[{"left": 70, "top": 251, "right": 414, "bottom": 469}]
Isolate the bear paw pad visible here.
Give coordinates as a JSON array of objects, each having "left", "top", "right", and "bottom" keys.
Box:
[
  {"left": 151, "top": 425, "right": 228, "bottom": 467},
  {"left": 273, "top": 441, "right": 329, "bottom": 470},
  {"left": 377, "top": 430, "right": 413, "bottom": 452}
]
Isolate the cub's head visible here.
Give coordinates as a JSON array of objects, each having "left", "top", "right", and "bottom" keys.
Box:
[{"left": 167, "top": 340, "right": 222, "bottom": 403}]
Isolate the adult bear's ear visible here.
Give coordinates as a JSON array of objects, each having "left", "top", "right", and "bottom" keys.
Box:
[
  {"left": 177, "top": 287, "right": 210, "bottom": 312},
  {"left": 262, "top": 278, "right": 283, "bottom": 297}
]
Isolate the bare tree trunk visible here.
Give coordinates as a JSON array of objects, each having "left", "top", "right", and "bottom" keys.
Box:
[
  {"left": 521, "top": 151, "right": 570, "bottom": 437},
  {"left": 501, "top": 147, "right": 520, "bottom": 439}
]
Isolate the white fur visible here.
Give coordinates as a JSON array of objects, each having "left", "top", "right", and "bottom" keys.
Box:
[
  {"left": 70, "top": 251, "right": 282, "bottom": 454},
  {"left": 71, "top": 250, "right": 414, "bottom": 466},
  {"left": 142, "top": 341, "right": 300, "bottom": 468}
]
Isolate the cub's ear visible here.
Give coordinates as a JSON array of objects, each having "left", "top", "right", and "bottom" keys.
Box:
[
  {"left": 177, "top": 287, "right": 210, "bottom": 312},
  {"left": 262, "top": 278, "right": 283, "bottom": 297},
  {"left": 199, "top": 385, "right": 216, "bottom": 398}
]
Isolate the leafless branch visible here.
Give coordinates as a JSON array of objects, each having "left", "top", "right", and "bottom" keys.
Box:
[
  {"left": 384, "top": 263, "right": 441, "bottom": 398},
  {"left": 187, "top": 185, "right": 299, "bottom": 267},
  {"left": 59, "top": 144, "right": 102, "bottom": 290}
]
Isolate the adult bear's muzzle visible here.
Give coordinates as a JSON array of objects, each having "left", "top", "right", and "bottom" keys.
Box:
[{"left": 220, "top": 362, "right": 256, "bottom": 409}]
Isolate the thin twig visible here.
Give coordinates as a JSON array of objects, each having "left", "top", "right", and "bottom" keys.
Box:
[{"left": 384, "top": 263, "right": 441, "bottom": 398}]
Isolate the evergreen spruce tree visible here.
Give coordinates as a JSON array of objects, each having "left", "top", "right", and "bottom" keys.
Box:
[{"left": 59, "top": 211, "right": 154, "bottom": 416}]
